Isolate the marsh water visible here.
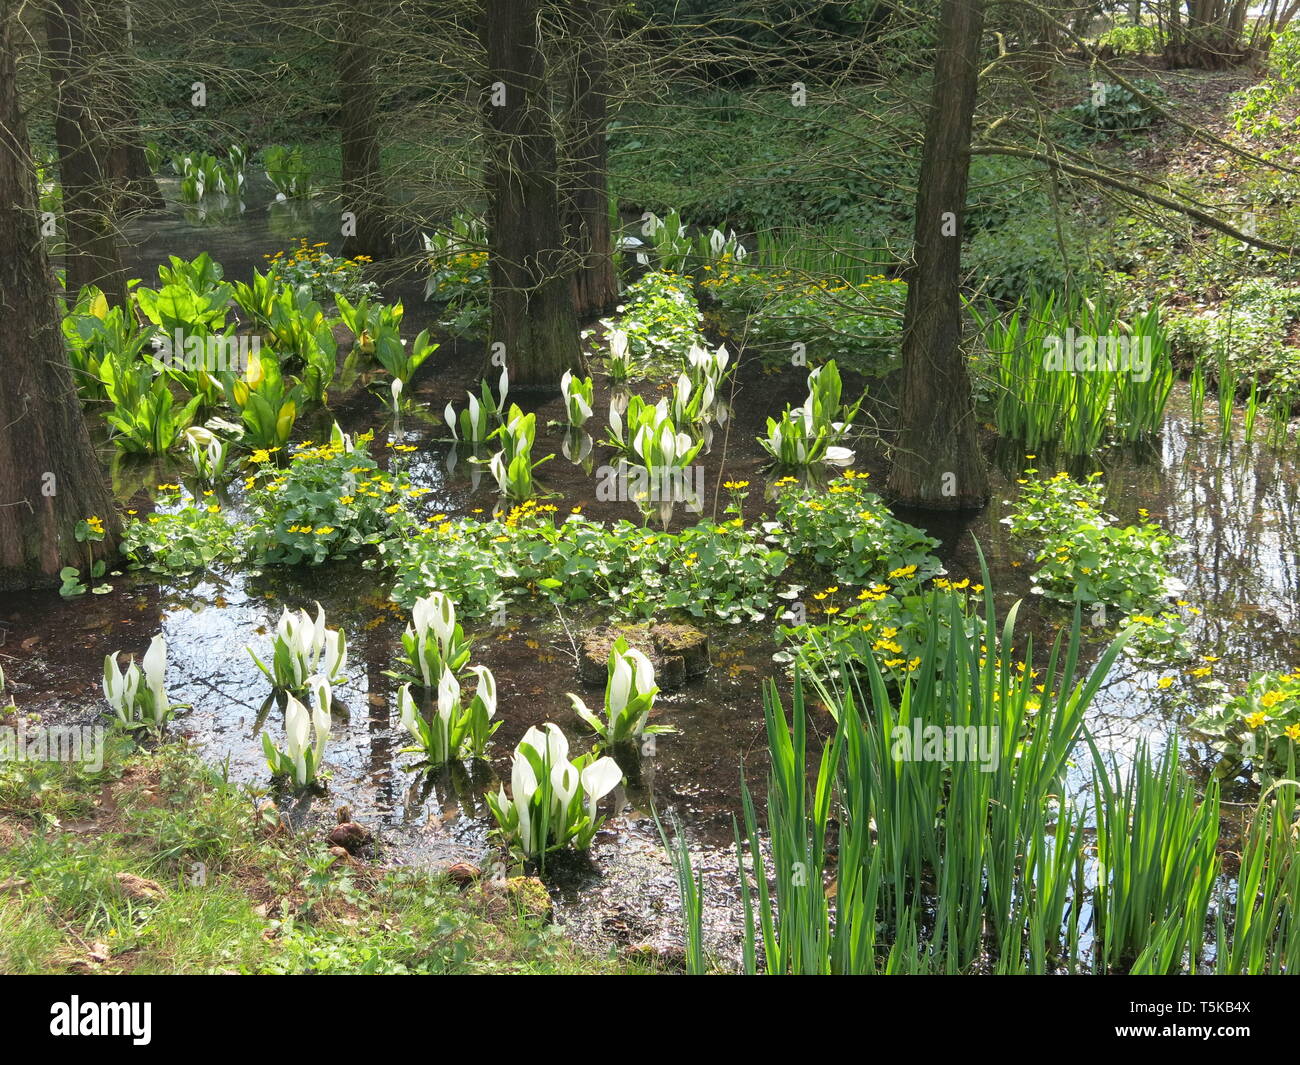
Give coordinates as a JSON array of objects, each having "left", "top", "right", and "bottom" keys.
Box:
[{"left": 4, "top": 179, "right": 1298, "bottom": 961}]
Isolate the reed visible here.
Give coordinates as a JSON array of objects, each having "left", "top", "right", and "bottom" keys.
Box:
[
  {"left": 1216, "top": 348, "right": 1236, "bottom": 446},
  {"left": 1088, "top": 737, "right": 1219, "bottom": 974},
  {"left": 754, "top": 223, "right": 895, "bottom": 286},
  {"left": 664, "top": 567, "right": 1284, "bottom": 974},
  {"left": 1189, "top": 358, "right": 1207, "bottom": 432},
  {"left": 686, "top": 563, "right": 1131, "bottom": 973},
  {"left": 1213, "top": 773, "right": 1300, "bottom": 974},
  {"left": 971, "top": 290, "right": 1174, "bottom": 455},
  {"left": 1244, "top": 377, "right": 1260, "bottom": 444}
]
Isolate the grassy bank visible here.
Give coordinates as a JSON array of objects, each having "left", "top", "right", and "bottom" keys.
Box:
[{"left": 0, "top": 734, "right": 643, "bottom": 975}]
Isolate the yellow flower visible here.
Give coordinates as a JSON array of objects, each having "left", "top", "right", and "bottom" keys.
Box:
[
  {"left": 1245, "top": 711, "right": 1268, "bottom": 729},
  {"left": 1157, "top": 676, "right": 1174, "bottom": 689},
  {"left": 1286, "top": 724, "right": 1300, "bottom": 742},
  {"left": 888, "top": 564, "right": 918, "bottom": 579}
]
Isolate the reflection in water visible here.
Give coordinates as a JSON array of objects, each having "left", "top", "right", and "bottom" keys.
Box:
[{"left": 562, "top": 427, "right": 594, "bottom": 469}]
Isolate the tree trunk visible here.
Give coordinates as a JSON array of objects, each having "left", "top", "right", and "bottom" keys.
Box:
[
  {"left": 46, "top": 0, "right": 128, "bottom": 307},
  {"left": 339, "top": 0, "right": 397, "bottom": 261},
  {"left": 886, "top": 0, "right": 989, "bottom": 511},
  {"left": 1164, "top": 0, "right": 1250, "bottom": 67},
  {"left": 564, "top": 0, "right": 618, "bottom": 321},
  {"left": 1, "top": 0, "right": 119, "bottom": 589},
  {"left": 481, "top": 0, "right": 582, "bottom": 393},
  {"left": 93, "top": 0, "right": 163, "bottom": 212}
]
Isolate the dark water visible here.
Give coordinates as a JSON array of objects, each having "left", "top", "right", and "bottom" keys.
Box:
[{"left": 5, "top": 189, "right": 1299, "bottom": 960}]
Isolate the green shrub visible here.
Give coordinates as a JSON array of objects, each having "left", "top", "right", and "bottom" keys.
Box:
[
  {"left": 964, "top": 212, "right": 1098, "bottom": 303},
  {"left": 1096, "top": 23, "right": 1164, "bottom": 55},
  {"left": 1062, "top": 78, "right": 1167, "bottom": 140}
]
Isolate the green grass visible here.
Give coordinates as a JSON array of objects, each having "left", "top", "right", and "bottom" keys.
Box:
[
  {"left": 0, "top": 736, "right": 639, "bottom": 975},
  {"left": 608, "top": 88, "right": 1049, "bottom": 241}
]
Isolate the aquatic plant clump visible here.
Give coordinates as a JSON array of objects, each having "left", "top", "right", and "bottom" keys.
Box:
[
  {"left": 103, "top": 634, "right": 181, "bottom": 733},
  {"left": 591, "top": 271, "right": 706, "bottom": 379},
  {"left": 248, "top": 603, "right": 348, "bottom": 693},
  {"left": 1003, "top": 470, "right": 1180, "bottom": 614},
  {"left": 568, "top": 637, "right": 670, "bottom": 746},
  {"left": 970, "top": 290, "right": 1175, "bottom": 455},
  {"left": 381, "top": 502, "right": 797, "bottom": 625},
  {"left": 262, "top": 679, "right": 333, "bottom": 789},
  {"left": 245, "top": 433, "right": 429, "bottom": 565},
  {"left": 1193, "top": 668, "right": 1300, "bottom": 782},
  {"left": 758, "top": 361, "right": 861, "bottom": 471},
  {"left": 486, "top": 724, "right": 623, "bottom": 863},
  {"left": 397, "top": 665, "right": 499, "bottom": 765},
  {"left": 771, "top": 469, "right": 940, "bottom": 586},
  {"left": 666, "top": 574, "right": 1154, "bottom": 974}
]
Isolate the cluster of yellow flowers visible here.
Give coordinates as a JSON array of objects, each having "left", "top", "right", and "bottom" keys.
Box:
[
  {"left": 932, "top": 577, "right": 985, "bottom": 593},
  {"left": 438, "top": 251, "right": 486, "bottom": 269},
  {"left": 263, "top": 237, "right": 371, "bottom": 278},
  {"left": 500, "top": 498, "right": 559, "bottom": 529}
]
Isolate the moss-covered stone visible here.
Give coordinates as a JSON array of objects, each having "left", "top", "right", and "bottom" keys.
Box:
[{"left": 652, "top": 624, "right": 710, "bottom": 677}]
